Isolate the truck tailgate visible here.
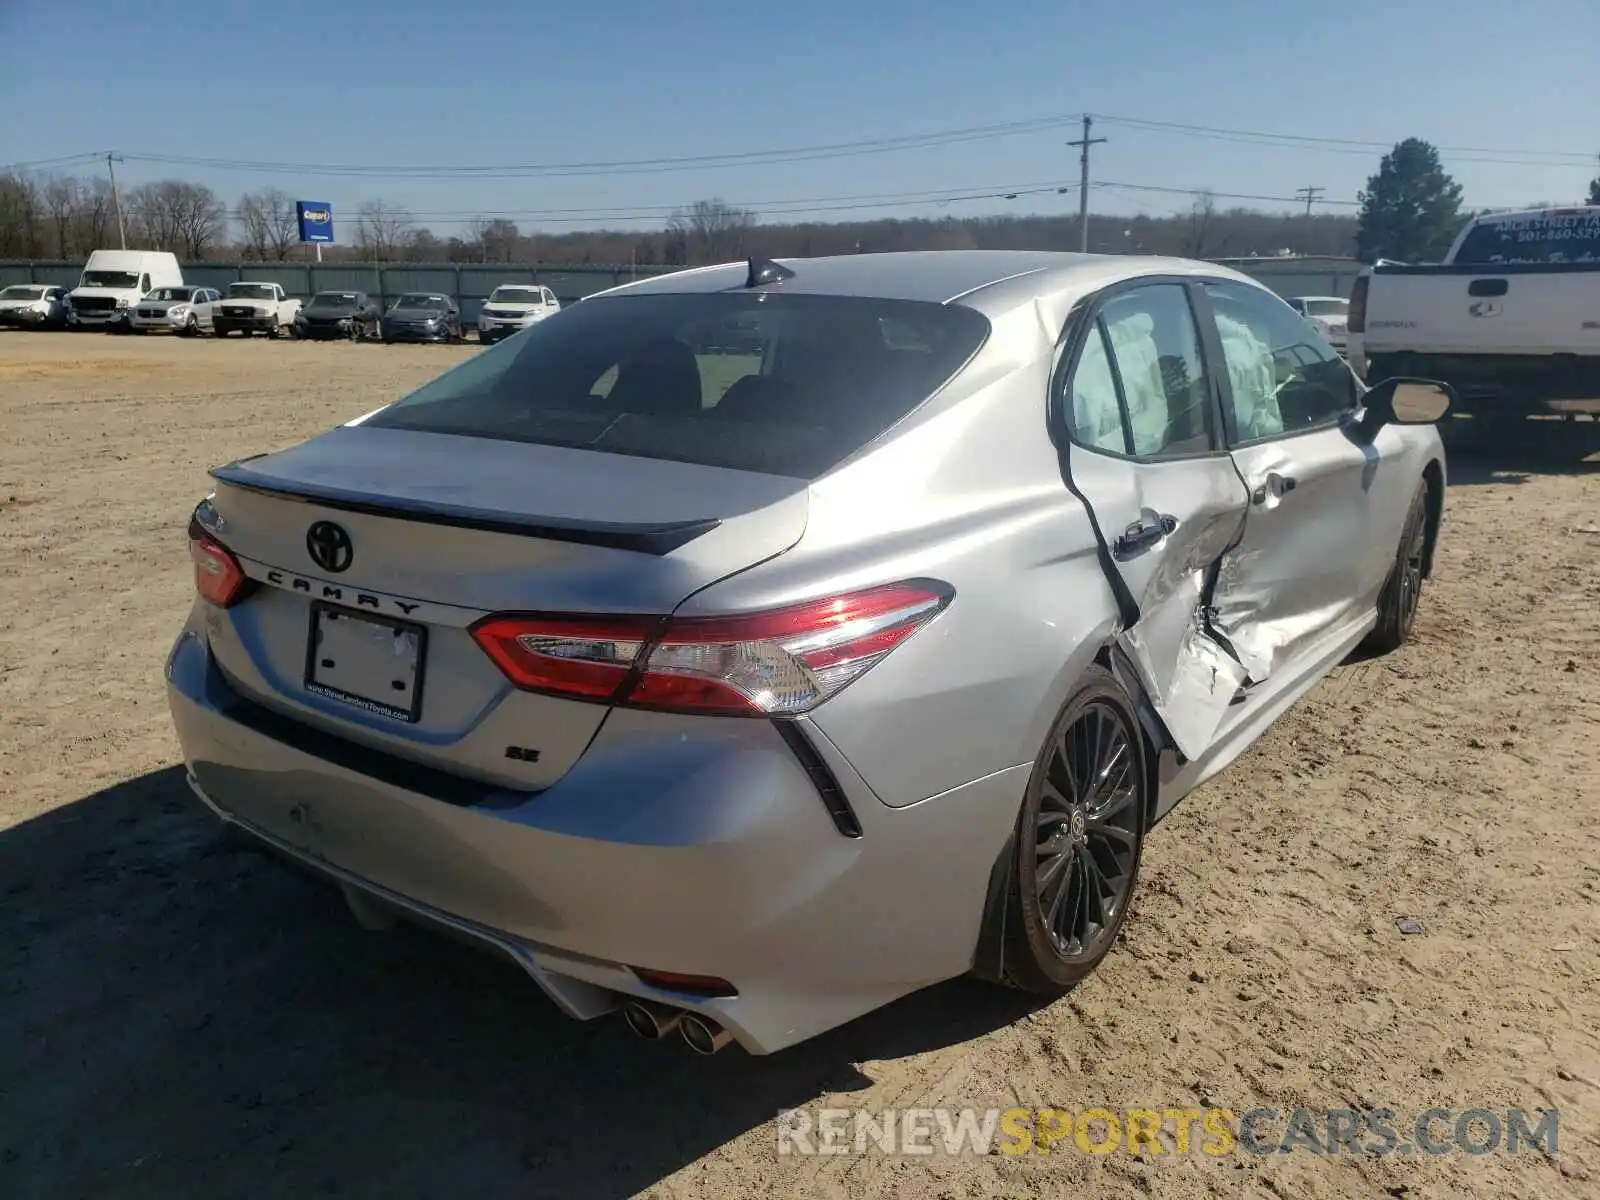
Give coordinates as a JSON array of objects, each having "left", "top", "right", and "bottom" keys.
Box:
[{"left": 1359, "top": 264, "right": 1600, "bottom": 358}]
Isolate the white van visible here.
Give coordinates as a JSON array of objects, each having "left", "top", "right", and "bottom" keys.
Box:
[{"left": 68, "top": 250, "right": 184, "bottom": 330}]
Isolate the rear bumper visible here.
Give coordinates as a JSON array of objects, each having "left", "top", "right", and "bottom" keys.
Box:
[
  {"left": 165, "top": 618, "right": 1020, "bottom": 1053},
  {"left": 1360, "top": 350, "right": 1600, "bottom": 416}
]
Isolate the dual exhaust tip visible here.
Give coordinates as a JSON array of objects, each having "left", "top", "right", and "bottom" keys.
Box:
[{"left": 621, "top": 998, "right": 734, "bottom": 1055}]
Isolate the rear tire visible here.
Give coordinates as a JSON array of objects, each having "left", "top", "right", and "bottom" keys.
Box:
[
  {"left": 1365, "top": 481, "right": 1429, "bottom": 653},
  {"left": 1000, "top": 665, "right": 1148, "bottom": 994}
]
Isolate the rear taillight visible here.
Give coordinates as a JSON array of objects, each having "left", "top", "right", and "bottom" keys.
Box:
[
  {"left": 471, "top": 615, "right": 654, "bottom": 701},
  {"left": 1347, "top": 275, "right": 1369, "bottom": 334},
  {"left": 187, "top": 517, "right": 251, "bottom": 608},
  {"left": 470, "top": 580, "right": 951, "bottom": 716}
]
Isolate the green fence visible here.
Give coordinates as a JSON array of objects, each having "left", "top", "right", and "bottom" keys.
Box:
[
  {"left": 0, "top": 260, "right": 680, "bottom": 322},
  {"left": 0, "top": 254, "right": 1365, "bottom": 320}
]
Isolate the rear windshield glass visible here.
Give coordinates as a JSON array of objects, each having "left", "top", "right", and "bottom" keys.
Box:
[
  {"left": 366, "top": 292, "right": 989, "bottom": 478},
  {"left": 1453, "top": 212, "right": 1600, "bottom": 265}
]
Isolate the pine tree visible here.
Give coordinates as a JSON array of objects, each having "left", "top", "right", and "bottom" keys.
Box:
[{"left": 1355, "top": 139, "right": 1465, "bottom": 263}]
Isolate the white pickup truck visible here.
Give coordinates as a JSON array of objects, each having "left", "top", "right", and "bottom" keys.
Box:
[
  {"left": 212, "top": 281, "right": 302, "bottom": 338},
  {"left": 1348, "top": 205, "right": 1600, "bottom": 443}
]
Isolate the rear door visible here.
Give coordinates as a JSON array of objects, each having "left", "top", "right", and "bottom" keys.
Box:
[
  {"left": 1195, "top": 278, "right": 1400, "bottom": 687},
  {"left": 1055, "top": 279, "right": 1252, "bottom": 759}
]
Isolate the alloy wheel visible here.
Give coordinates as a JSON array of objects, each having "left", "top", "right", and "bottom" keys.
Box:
[{"left": 1033, "top": 701, "right": 1142, "bottom": 959}]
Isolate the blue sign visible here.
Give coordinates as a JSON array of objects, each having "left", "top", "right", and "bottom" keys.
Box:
[{"left": 296, "top": 201, "right": 334, "bottom": 244}]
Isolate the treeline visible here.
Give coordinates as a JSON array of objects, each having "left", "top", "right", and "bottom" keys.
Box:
[{"left": 0, "top": 173, "right": 1359, "bottom": 265}]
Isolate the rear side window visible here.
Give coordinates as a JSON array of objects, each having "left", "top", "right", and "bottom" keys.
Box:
[
  {"left": 367, "top": 293, "right": 990, "bottom": 478},
  {"left": 1453, "top": 212, "right": 1600, "bottom": 265}
]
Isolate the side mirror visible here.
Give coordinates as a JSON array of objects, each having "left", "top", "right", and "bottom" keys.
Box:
[{"left": 1355, "top": 376, "right": 1454, "bottom": 440}]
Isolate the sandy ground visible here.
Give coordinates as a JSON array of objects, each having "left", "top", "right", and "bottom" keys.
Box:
[{"left": 1, "top": 330, "right": 1597, "bottom": 1199}]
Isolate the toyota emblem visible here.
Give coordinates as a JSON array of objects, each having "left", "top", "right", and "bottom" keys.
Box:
[{"left": 306, "top": 521, "right": 354, "bottom": 573}]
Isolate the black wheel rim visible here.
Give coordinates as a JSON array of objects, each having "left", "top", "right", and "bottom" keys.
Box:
[
  {"left": 1397, "top": 503, "right": 1426, "bottom": 631},
  {"left": 1034, "top": 701, "right": 1142, "bottom": 959}
]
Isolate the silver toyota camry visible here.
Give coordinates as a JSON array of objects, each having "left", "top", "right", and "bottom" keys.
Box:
[{"left": 167, "top": 251, "right": 1450, "bottom": 1056}]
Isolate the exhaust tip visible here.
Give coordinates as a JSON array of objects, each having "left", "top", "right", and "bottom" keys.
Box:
[
  {"left": 680, "top": 1013, "right": 735, "bottom": 1056},
  {"left": 622, "top": 999, "right": 683, "bottom": 1040}
]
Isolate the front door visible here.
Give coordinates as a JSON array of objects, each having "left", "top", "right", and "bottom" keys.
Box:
[
  {"left": 1055, "top": 280, "right": 1252, "bottom": 760},
  {"left": 1196, "top": 278, "right": 1390, "bottom": 687}
]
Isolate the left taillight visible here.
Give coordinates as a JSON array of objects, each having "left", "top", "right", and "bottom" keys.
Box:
[
  {"left": 187, "top": 516, "right": 251, "bottom": 608},
  {"left": 469, "top": 580, "right": 952, "bottom": 716}
]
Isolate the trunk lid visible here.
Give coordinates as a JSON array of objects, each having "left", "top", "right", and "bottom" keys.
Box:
[{"left": 201, "top": 424, "right": 809, "bottom": 789}]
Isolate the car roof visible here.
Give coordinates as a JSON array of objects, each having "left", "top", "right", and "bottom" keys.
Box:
[{"left": 595, "top": 250, "right": 1259, "bottom": 314}]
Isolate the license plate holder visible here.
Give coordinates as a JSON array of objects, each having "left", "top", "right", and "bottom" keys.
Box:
[{"left": 304, "top": 602, "right": 427, "bottom": 722}]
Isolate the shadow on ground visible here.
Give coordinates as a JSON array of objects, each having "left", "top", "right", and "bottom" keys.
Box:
[
  {"left": 1440, "top": 417, "right": 1600, "bottom": 487},
  {"left": 0, "top": 768, "right": 1039, "bottom": 1200}
]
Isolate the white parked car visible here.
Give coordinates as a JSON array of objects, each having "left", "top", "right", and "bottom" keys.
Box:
[
  {"left": 0, "top": 284, "right": 70, "bottom": 329},
  {"left": 68, "top": 250, "right": 183, "bottom": 330},
  {"left": 213, "top": 282, "right": 303, "bottom": 338},
  {"left": 1285, "top": 296, "right": 1350, "bottom": 353},
  {"left": 477, "top": 284, "right": 560, "bottom": 343},
  {"left": 130, "top": 286, "right": 222, "bottom": 335}
]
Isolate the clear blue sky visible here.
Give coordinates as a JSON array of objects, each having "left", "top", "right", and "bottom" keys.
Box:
[{"left": 2, "top": 0, "right": 1595, "bottom": 233}]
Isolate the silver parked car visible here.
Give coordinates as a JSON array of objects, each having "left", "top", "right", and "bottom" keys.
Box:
[
  {"left": 168, "top": 251, "right": 1450, "bottom": 1056},
  {"left": 129, "top": 286, "right": 221, "bottom": 335}
]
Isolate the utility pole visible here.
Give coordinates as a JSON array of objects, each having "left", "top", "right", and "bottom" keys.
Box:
[
  {"left": 1294, "top": 185, "right": 1325, "bottom": 217},
  {"left": 105, "top": 152, "right": 127, "bottom": 249},
  {"left": 1067, "top": 115, "right": 1107, "bottom": 253}
]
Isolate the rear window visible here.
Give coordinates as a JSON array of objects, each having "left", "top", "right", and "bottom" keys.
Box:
[
  {"left": 366, "top": 292, "right": 989, "bottom": 478},
  {"left": 1453, "top": 211, "right": 1600, "bottom": 265}
]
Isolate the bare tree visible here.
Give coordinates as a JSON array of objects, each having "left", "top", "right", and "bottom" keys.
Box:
[
  {"left": 126, "top": 180, "right": 225, "bottom": 256},
  {"left": 667, "top": 198, "right": 756, "bottom": 264},
  {"left": 1178, "top": 191, "right": 1224, "bottom": 258},
  {"left": 0, "top": 173, "right": 45, "bottom": 257},
  {"left": 41, "top": 176, "right": 82, "bottom": 258},
  {"left": 237, "top": 188, "right": 299, "bottom": 260},
  {"left": 170, "top": 182, "right": 227, "bottom": 258},
  {"left": 355, "top": 199, "right": 413, "bottom": 261}
]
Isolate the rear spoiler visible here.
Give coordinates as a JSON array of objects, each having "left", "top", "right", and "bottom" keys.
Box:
[{"left": 209, "top": 462, "right": 720, "bottom": 556}]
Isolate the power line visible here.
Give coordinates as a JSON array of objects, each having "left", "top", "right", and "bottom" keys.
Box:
[
  {"left": 110, "top": 115, "right": 1087, "bottom": 180},
  {"left": 1094, "top": 180, "right": 1361, "bottom": 207},
  {"left": 1094, "top": 113, "right": 1596, "bottom": 166},
  {"left": 14, "top": 110, "right": 1594, "bottom": 182}
]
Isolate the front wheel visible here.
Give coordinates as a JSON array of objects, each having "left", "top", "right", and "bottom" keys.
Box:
[
  {"left": 1364, "top": 482, "right": 1429, "bottom": 653},
  {"left": 1000, "top": 666, "right": 1148, "bottom": 994}
]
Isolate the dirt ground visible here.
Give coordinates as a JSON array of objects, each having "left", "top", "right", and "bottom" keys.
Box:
[{"left": 1, "top": 330, "right": 1597, "bottom": 1199}]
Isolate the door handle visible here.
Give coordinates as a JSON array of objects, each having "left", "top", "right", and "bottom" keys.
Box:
[
  {"left": 1113, "top": 513, "right": 1178, "bottom": 558},
  {"left": 1251, "top": 473, "right": 1297, "bottom": 505}
]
